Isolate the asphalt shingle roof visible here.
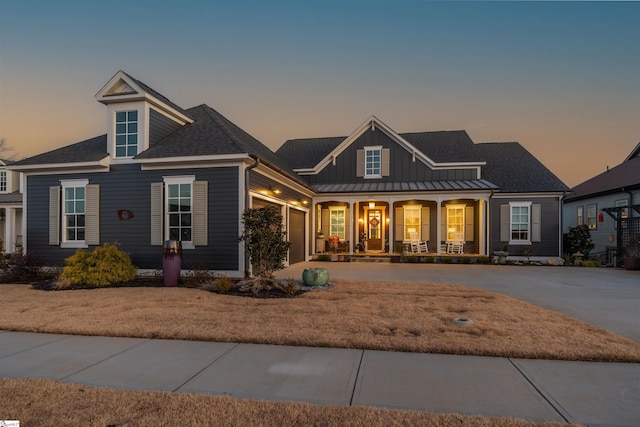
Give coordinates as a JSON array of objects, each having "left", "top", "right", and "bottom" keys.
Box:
[
  {"left": 12, "top": 135, "right": 108, "bottom": 166},
  {"left": 565, "top": 154, "right": 640, "bottom": 201},
  {"left": 401, "top": 131, "right": 483, "bottom": 163},
  {"left": 475, "top": 142, "right": 568, "bottom": 193}
]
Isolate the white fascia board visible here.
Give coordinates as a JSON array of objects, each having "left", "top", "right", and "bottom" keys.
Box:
[
  {"left": 491, "top": 192, "right": 566, "bottom": 199},
  {"left": 302, "top": 115, "right": 485, "bottom": 174},
  {"left": 96, "top": 71, "right": 193, "bottom": 125},
  {"left": 252, "top": 163, "right": 315, "bottom": 197},
  {"left": 137, "top": 153, "right": 250, "bottom": 170},
  {"left": 7, "top": 158, "right": 111, "bottom": 174}
]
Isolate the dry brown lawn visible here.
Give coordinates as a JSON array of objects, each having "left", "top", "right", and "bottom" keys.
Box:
[
  {"left": 1, "top": 280, "right": 638, "bottom": 362},
  {"left": 0, "top": 378, "right": 578, "bottom": 427}
]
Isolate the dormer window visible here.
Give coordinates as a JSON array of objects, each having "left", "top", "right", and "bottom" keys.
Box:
[
  {"left": 0, "top": 171, "right": 6, "bottom": 192},
  {"left": 115, "top": 110, "right": 138, "bottom": 157}
]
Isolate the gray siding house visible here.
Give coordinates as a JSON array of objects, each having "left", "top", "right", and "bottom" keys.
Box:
[
  {"left": 277, "top": 116, "right": 568, "bottom": 258},
  {"left": 10, "top": 70, "right": 568, "bottom": 276},
  {"left": 10, "top": 71, "right": 314, "bottom": 277},
  {"left": 562, "top": 143, "right": 640, "bottom": 264}
]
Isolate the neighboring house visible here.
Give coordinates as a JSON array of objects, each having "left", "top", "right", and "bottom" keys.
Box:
[
  {"left": 562, "top": 143, "right": 640, "bottom": 264},
  {"left": 9, "top": 70, "right": 568, "bottom": 276},
  {"left": 0, "top": 159, "right": 23, "bottom": 253},
  {"left": 9, "top": 71, "right": 314, "bottom": 277},
  {"left": 277, "top": 116, "right": 568, "bottom": 258}
]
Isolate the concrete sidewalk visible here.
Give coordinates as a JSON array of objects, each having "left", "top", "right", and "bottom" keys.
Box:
[{"left": 1, "top": 330, "right": 639, "bottom": 426}]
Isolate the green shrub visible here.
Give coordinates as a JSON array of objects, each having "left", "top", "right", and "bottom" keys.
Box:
[
  {"left": 477, "top": 256, "right": 491, "bottom": 264},
  {"left": 317, "top": 254, "right": 331, "bottom": 262},
  {"left": 563, "top": 225, "right": 594, "bottom": 258},
  {"left": 441, "top": 256, "right": 453, "bottom": 264},
  {"left": 460, "top": 256, "right": 471, "bottom": 264},
  {"left": 424, "top": 256, "right": 435, "bottom": 263},
  {"left": 60, "top": 243, "right": 137, "bottom": 287}
]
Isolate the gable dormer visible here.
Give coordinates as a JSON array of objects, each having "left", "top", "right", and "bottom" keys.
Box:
[
  {"left": 0, "top": 159, "right": 20, "bottom": 194},
  {"left": 95, "top": 71, "right": 194, "bottom": 160}
]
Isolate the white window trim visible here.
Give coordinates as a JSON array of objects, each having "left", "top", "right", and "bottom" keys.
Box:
[
  {"left": 329, "top": 206, "right": 346, "bottom": 240},
  {"left": 163, "top": 175, "right": 196, "bottom": 249},
  {"left": 402, "top": 205, "right": 422, "bottom": 242},
  {"left": 60, "top": 179, "right": 89, "bottom": 249},
  {"left": 509, "top": 201, "right": 532, "bottom": 245},
  {"left": 0, "top": 170, "right": 6, "bottom": 193},
  {"left": 577, "top": 206, "right": 584, "bottom": 226},
  {"left": 446, "top": 204, "right": 465, "bottom": 241},
  {"left": 114, "top": 109, "right": 139, "bottom": 159},
  {"left": 364, "top": 145, "right": 382, "bottom": 179}
]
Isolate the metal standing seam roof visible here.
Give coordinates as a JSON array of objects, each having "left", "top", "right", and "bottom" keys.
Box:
[{"left": 313, "top": 179, "right": 498, "bottom": 193}]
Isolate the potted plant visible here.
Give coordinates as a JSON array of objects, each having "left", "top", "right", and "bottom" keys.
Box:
[{"left": 623, "top": 235, "right": 640, "bottom": 270}]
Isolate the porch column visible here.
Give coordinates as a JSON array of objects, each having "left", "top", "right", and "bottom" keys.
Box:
[
  {"left": 436, "top": 200, "right": 442, "bottom": 255},
  {"left": 478, "top": 200, "right": 486, "bottom": 256},
  {"left": 349, "top": 201, "right": 354, "bottom": 254},
  {"left": 4, "top": 208, "right": 14, "bottom": 253},
  {"left": 387, "top": 199, "right": 393, "bottom": 254}
]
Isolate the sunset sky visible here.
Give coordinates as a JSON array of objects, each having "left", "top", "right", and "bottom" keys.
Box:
[{"left": 0, "top": 0, "right": 638, "bottom": 188}]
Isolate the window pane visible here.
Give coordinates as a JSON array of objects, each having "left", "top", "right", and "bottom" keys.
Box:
[
  {"left": 76, "top": 187, "right": 84, "bottom": 198},
  {"left": 128, "top": 110, "right": 138, "bottom": 121},
  {"left": 168, "top": 184, "right": 178, "bottom": 198},
  {"left": 127, "top": 146, "right": 137, "bottom": 156},
  {"left": 116, "top": 124, "right": 126, "bottom": 134},
  {"left": 181, "top": 213, "right": 191, "bottom": 226},
  {"left": 181, "top": 229, "right": 191, "bottom": 241},
  {"left": 76, "top": 201, "right": 84, "bottom": 213},
  {"left": 128, "top": 123, "right": 138, "bottom": 133},
  {"left": 77, "top": 215, "right": 85, "bottom": 227},
  {"left": 77, "top": 229, "right": 85, "bottom": 240},
  {"left": 179, "top": 184, "right": 190, "bottom": 197},
  {"left": 116, "top": 111, "right": 126, "bottom": 122},
  {"left": 169, "top": 228, "right": 179, "bottom": 240},
  {"left": 116, "top": 147, "right": 126, "bottom": 157},
  {"left": 66, "top": 216, "right": 76, "bottom": 227},
  {"left": 67, "top": 229, "right": 76, "bottom": 240}
]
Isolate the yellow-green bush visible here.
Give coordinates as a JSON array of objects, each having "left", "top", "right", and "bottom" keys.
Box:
[{"left": 60, "top": 243, "right": 137, "bottom": 287}]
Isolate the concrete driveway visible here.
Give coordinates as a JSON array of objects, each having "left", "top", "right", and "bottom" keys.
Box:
[{"left": 278, "top": 262, "right": 640, "bottom": 342}]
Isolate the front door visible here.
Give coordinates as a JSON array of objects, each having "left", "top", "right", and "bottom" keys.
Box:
[{"left": 367, "top": 209, "right": 382, "bottom": 251}]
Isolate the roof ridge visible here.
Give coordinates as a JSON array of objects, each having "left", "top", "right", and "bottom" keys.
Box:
[{"left": 200, "top": 105, "right": 249, "bottom": 152}]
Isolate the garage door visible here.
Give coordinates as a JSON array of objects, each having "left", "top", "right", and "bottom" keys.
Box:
[{"left": 288, "top": 208, "right": 306, "bottom": 264}]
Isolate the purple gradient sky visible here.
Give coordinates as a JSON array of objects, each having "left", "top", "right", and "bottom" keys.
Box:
[{"left": 0, "top": 0, "right": 638, "bottom": 187}]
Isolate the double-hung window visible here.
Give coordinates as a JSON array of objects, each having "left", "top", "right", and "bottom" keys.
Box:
[
  {"left": 0, "top": 171, "right": 6, "bottom": 193},
  {"left": 115, "top": 110, "right": 138, "bottom": 158},
  {"left": 165, "top": 177, "right": 193, "bottom": 244},
  {"left": 510, "top": 202, "right": 530, "bottom": 243},
  {"left": 51, "top": 179, "right": 99, "bottom": 248},
  {"left": 151, "top": 176, "right": 208, "bottom": 248},
  {"left": 64, "top": 184, "right": 86, "bottom": 242},
  {"left": 403, "top": 206, "right": 421, "bottom": 240},
  {"left": 364, "top": 146, "right": 382, "bottom": 178},
  {"left": 577, "top": 206, "right": 584, "bottom": 226},
  {"left": 329, "top": 207, "right": 346, "bottom": 240},
  {"left": 446, "top": 205, "right": 464, "bottom": 241},
  {"left": 586, "top": 204, "right": 597, "bottom": 230}
]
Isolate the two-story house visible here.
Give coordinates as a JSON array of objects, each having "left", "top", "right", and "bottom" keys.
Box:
[{"left": 10, "top": 70, "right": 568, "bottom": 276}]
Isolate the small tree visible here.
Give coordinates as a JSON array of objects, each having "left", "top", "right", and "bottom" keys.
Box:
[
  {"left": 238, "top": 206, "right": 291, "bottom": 294},
  {"left": 563, "top": 225, "right": 594, "bottom": 259}
]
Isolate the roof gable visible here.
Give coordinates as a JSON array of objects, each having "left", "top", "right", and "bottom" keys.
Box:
[
  {"left": 95, "top": 70, "right": 193, "bottom": 125},
  {"left": 280, "top": 116, "right": 485, "bottom": 175}
]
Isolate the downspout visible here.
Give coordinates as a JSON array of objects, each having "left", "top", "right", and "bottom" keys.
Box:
[
  {"left": 244, "top": 157, "right": 260, "bottom": 278},
  {"left": 487, "top": 189, "right": 494, "bottom": 256},
  {"left": 559, "top": 192, "right": 565, "bottom": 257}
]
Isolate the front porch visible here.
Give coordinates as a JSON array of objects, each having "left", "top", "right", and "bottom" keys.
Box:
[{"left": 312, "top": 193, "right": 491, "bottom": 258}]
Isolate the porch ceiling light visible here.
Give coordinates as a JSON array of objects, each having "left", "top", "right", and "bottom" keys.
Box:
[{"left": 369, "top": 202, "right": 375, "bottom": 209}]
